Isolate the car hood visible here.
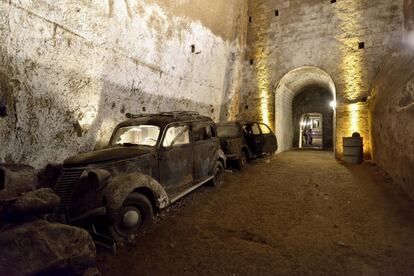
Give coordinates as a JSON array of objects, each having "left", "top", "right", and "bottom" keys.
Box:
[{"left": 64, "top": 146, "right": 153, "bottom": 166}]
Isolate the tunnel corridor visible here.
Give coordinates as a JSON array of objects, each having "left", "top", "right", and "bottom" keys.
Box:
[
  {"left": 274, "top": 67, "right": 337, "bottom": 154},
  {"left": 293, "top": 86, "right": 334, "bottom": 150},
  {"left": 1, "top": 0, "right": 414, "bottom": 274}
]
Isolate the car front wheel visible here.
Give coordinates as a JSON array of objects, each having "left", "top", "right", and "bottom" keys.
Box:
[
  {"left": 211, "top": 161, "right": 224, "bottom": 187},
  {"left": 110, "top": 193, "right": 153, "bottom": 241},
  {"left": 237, "top": 152, "right": 248, "bottom": 170}
]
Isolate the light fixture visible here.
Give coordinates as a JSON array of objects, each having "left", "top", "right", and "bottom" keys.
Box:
[{"left": 330, "top": 100, "right": 337, "bottom": 109}]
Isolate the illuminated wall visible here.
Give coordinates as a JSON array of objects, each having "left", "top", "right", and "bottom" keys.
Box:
[
  {"left": 241, "top": 0, "right": 404, "bottom": 157},
  {"left": 336, "top": 103, "right": 371, "bottom": 158},
  {"left": 0, "top": 0, "right": 248, "bottom": 167}
]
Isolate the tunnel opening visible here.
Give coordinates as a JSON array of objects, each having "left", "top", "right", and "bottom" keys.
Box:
[
  {"left": 298, "top": 113, "right": 323, "bottom": 149},
  {"left": 274, "top": 66, "right": 336, "bottom": 154},
  {"left": 293, "top": 86, "right": 334, "bottom": 150}
]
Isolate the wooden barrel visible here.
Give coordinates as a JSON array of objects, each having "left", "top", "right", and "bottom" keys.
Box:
[{"left": 343, "top": 137, "right": 363, "bottom": 164}]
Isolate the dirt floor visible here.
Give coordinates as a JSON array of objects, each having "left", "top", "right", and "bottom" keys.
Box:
[{"left": 99, "top": 150, "right": 414, "bottom": 275}]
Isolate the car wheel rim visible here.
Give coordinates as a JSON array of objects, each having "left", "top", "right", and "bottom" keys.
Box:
[
  {"left": 116, "top": 206, "right": 143, "bottom": 236},
  {"left": 123, "top": 210, "right": 141, "bottom": 228}
]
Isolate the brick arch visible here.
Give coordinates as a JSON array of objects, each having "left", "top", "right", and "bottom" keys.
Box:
[{"left": 274, "top": 66, "right": 336, "bottom": 153}]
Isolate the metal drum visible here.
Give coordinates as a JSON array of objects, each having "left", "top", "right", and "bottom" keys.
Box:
[{"left": 343, "top": 133, "right": 363, "bottom": 164}]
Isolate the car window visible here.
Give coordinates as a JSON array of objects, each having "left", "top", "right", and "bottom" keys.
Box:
[
  {"left": 217, "top": 125, "right": 239, "bottom": 138},
  {"left": 242, "top": 125, "right": 252, "bottom": 135},
  {"left": 252, "top": 123, "right": 261, "bottom": 135},
  {"left": 193, "top": 123, "right": 212, "bottom": 142},
  {"left": 112, "top": 125, "right": 160, "bottom": 146},
  {"left": 259, "top": 124, "right": 271, "bottom": 134},
  {"left": 163, "top": 125, "right": 190, "bottom": 147},
  {"left": 210, "top": 125, "right": 216, "bottom": 138}
]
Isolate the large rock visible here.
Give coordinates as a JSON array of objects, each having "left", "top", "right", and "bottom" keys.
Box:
[
  {"left": 0, "top": 220, "right": 98, "bottom": 275},
  {"left": 0, "top": 164, "right": 38, "bottom": 200},
  {"left": 4, "top": 188, "right": 60, "bottom": 221}
]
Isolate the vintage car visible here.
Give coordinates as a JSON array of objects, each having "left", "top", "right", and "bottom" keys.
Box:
[
  {"left": 53, "top": 112, "right": 226, "bottom": 241},
  {"left": 217, "top": 121, "right": 278, "bottom": 169}
]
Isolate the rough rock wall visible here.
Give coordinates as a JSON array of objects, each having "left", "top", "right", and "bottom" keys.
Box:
[
  {"left": 0, "top": 0, "right": 248, "bottom": 168},
  {"left": 241, "top": 0, "right": 404, "bottom": 156},
  {"left": 370, "top": 0, "right": 414, "bottom": 199}
]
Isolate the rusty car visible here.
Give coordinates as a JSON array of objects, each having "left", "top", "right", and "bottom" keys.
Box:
[
  {"left": 217, "top": 121, "right": 277, "bottom": 169},
  {"left": 52, "top": 111, "right": 226, "bottom": 241}
]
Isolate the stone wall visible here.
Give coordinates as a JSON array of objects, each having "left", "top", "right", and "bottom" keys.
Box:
[
  {"left": 241, "top": 0, "right": 404, "bottom": 157},
  {"left": 369, "top": 0, "right": 414, "bottom": 199},
  {"left": 0, "top": 0, "right": 248, "bottom": 168}
]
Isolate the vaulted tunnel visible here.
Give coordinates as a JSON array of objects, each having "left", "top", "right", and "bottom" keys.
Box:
[
  {"left": 1, "top": 0, "right": 414, "bottom": 275},
  {"left": 274, "top": 66, "right": 336, "bottom": 153},
  {"left": 292, "top": 85, "right": 334, "bottom": 150}
]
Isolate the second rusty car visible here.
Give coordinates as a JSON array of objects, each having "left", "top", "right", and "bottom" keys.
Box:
[
  {"left": 53, "top": 112, "right": 226, "bottom": 241},
  {"left": 217, "top": 121, "right": 277, "bottom": 169}
]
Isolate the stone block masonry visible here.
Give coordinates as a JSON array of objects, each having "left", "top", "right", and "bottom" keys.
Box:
[{"left": 241, "top": 0, "right": 404, "bottom": 157}]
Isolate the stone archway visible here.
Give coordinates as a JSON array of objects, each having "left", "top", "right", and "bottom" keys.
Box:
[{"left": 274, "top": 66, "right": 336, "bottom": 153}]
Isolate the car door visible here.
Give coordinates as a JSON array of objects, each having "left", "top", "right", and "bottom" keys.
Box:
[
  {"left": 243, "top": 123, "right": 263, "bottom": 155},
  {"left": 259, "top": 123, "right": 278, "bottom": 153},
  {"left": 158, "top": 123, "right": 193, "bottom": 193},
  {"left": 192, "top": 122, "right": 218, "bottom": 182}
]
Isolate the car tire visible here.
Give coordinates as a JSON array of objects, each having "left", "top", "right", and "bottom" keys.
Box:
[
  {"left": 109, "top": 193, "right": 153, "bottom": 241},
  {"left": 211, "top": 161, "right": 224, "bottom": 187},
  {"left": 237, "top": 152, "right": 248, "bottom": 170}
]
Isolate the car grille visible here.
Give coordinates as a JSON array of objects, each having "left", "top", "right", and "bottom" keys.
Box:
[{"left": 54, "top": 168, "right": 85, "bottom": 223}]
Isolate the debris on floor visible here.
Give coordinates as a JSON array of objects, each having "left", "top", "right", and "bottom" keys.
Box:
[{"left": 0, "top": 165, "right": 99, "bottom": 275}]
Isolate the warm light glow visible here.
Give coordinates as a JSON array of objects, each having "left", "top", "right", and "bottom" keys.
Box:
[
  {"left": 254, "top": 49, "right": 272, "bottom": 128},
  {"left": 348, "top": 103, "right": 361, "bottom": 135},
  {"left": 334, "top": 3, "right": 367, "bottom": 102}
]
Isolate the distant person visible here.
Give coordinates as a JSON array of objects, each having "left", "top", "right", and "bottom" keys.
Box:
[
  {"left": 302, "top": 130, "right": 307, "bottom": 145},
  {"left": 308, "top": 129, "right": 313, "bottom": 145},
  {"left": 304, "top": 129, "right": 310, "bottom": 145}
]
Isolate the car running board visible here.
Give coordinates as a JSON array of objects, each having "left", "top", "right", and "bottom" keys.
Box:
[
  {"left": 90, "top": 224, "right": 117, "bottom": 255},
  {"left": 170, "top": 176, "right": 214, "bottom": 204}
]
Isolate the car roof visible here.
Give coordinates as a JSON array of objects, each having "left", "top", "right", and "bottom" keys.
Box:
[{"left": 115, "top": 112, "right": 214, "bottom": 129}]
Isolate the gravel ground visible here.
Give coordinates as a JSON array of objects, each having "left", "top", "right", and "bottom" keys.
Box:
[{"left": 99, "top": 150, "right": 414, "bottom": 275}]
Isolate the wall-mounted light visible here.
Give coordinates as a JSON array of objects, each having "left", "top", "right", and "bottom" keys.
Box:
[{"left": 329, "top": 100, "right": 337, "bottom": 109}]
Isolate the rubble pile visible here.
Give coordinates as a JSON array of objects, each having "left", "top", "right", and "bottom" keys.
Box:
[{"left": 0, "top": 165, "right": 98, "bottom": 275}]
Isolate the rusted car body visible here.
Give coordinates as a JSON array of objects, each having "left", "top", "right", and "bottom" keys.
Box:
[
  {"left": 53, "top": 112, "right": 226, "bottom": 240},
  {"left": 217, "top": 121, "right": 277, "bottom": 168}
]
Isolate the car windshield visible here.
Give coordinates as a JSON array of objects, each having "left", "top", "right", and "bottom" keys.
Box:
[
  {"left": 217, "top": 125, "right": 239, "bottom": 138},
  {"left": 112, "top": 125, "right": 160, "bottom": 147}
]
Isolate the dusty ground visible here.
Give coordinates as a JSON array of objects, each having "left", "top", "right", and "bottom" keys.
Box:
[{"left": 99, "top": 150, "right": 414, "bottom": 275}]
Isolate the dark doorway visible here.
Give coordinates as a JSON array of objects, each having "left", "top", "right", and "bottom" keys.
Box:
[{"left": 292, "top": 85, "right": 334, "bottom": 150}]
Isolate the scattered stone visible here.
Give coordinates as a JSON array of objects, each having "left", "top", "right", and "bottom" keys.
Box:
[
  {"left": 336, "top": 241, "right": 348, "bottom": 247},
  {"left": 0, "top": 165, "right": 38, "bottom": 200},
  {"left": 4, "top": 188, "right": 60, "bottom": 221},
  {"left": 0, "top": 220, "right": 97, "bottom": 276}
]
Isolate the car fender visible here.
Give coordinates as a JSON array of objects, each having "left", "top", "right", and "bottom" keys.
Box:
[
  {"left": 99, "top": 172, "right": 169, "bottom": 214},
  {"left": 215, "top": 149, "right": 227, "bottom": 169}
]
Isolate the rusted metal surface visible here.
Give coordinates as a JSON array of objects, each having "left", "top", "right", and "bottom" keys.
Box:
[
  {"left": 218, "top": 121, "right": 277, "bottom": 163},
  {"left": 52, "top": 112, "right": 225, "bottom": 231}
]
